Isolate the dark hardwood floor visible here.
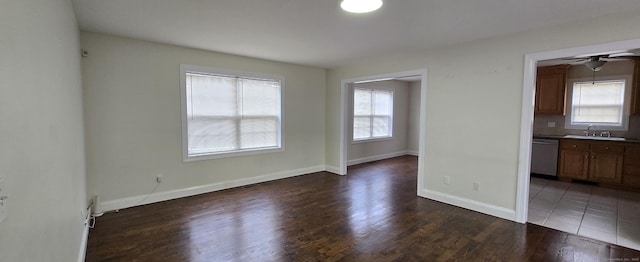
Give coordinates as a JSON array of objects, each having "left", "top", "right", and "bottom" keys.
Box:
[{"left": 86, "top": 156, "right": 640, "bottom": 261}]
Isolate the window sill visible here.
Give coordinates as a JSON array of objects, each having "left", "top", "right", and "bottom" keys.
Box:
[
  {"left": 352, "top": 137, "right": 393, "bottom": 144},
  {"left": 183, "top": 147, "right": 283, "bottom": 162}
]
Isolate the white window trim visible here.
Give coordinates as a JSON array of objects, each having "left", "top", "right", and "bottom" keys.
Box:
[
  {"left": 564, "top": 74, "right": 632, "bottom": 131},
  {"left": 352, "top": 88, "right": 394, "bottom": 142},
  {"left": 180, "top": 64, "right": 285, "bottom": 162},
  {"left": 351, "top": 136, "right": 393, "bottom": 144}
]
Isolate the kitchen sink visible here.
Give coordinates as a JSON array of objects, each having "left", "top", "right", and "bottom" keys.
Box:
[{"left": 563, "top": 135, "right": 626, "bottom": 141}]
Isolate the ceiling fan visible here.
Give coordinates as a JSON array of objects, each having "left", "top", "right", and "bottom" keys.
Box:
[{"left": 564, "top": 49, "right": 640, "bottom": 71}]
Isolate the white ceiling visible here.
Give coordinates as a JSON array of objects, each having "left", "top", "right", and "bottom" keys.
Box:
[{"left": 71, "top": 0, "right": 640, "bottom": 68}]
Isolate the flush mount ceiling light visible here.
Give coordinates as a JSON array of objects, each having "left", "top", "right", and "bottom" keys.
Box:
[{"left": 340, "top": 0, "right": 383, "bottom": 13}]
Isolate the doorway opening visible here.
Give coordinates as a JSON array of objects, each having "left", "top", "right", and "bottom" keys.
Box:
[
  {"left": 517, "top": 39, "right": 640, "bottom": 249},
  {"left": 339, "top": 69, "right": 427, "bottom": 195}
]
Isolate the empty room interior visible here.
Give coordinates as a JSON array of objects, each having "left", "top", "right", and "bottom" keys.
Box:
[{"left": 3, "top": 0, "right": 640, "bottom": 261}]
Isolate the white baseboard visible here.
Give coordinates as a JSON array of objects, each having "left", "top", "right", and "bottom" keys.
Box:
[
  {"left": 100, "top": 165, "right": 325, "bottom": 212},
  {"left": 419, "top": 189, "right": 516, "bottom": 222},
  {"left": 324, "top": 165, "right": 343, "bottom": 175},
  {"left": 347, "top": 151, "right": 409, "bottom": 166},
  {"left": 406, "top": 150, "right": 419, "bottom": 156}
]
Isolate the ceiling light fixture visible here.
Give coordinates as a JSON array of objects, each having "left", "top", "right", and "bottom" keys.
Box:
[
  {"left": 340, "top": 0, "right": 383, "bottom": 13},
  {"left": 584, "top": 58, "right": 606, "bottom": 72}
]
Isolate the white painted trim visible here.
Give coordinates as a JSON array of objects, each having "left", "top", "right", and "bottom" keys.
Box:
[
  {"left": 339, "top": 69, "right": 428, "bottom": 183},
  {"left": 324, "top": 165, "right": 343, "bottom": 175},
  {"left": 416, "top": 73, "right": 427, "bottom": 196},
  {"left": 347, "top": 151, "right": 409, "bottom": 166},
  {"left": 406, "top": 150, "right": 419, "bottom": 156},
  {"left": 516, "top": 39, "right": 640, "bottom": 224},
  {"left": 99, "top": 165, "right": 324, "bottom": 212},
  {"left": 77, "top": 220, "right": 89, "bottom": 262},
  {"left": 421, "top": 189, "right": 516, "bottom": 221}
]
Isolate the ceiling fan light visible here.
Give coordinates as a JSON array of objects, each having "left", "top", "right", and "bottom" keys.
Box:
[
  {"left": 585, "top": 60, "right": 606, "bottom": 71},
  {"left": 341, "top": 0, "right": 383, "bottom": 13}
]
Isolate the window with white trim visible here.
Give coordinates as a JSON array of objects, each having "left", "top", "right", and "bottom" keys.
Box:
[
  {"left": 353, "top": 88, "right": 393, "bottom": 141},
  {"left": 565, "top": 78, "right": 629, "bottom": 130},
  {"left": 181, "top": 65, "right": 283, "bottom": 161}
]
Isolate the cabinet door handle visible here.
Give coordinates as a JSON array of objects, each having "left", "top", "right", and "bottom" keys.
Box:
[
  {"left": 573, "top": 145, "right": 577, "bottom": 148},
  {"left": 605, "top": 147, "right": 609, "bottom": 150}
]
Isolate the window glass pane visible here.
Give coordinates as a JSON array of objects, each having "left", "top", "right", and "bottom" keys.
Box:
[
  {"left": 188, "top": 118, "right": 237, "bottom": 155},
  {"left": 240, "top": 118, "right": 278, "bottom": 149},
  {"left": 354, "top": 89, "right": 372, "bottom": 115},
  {"left": 372, "top": 116, "right": 390, "bottom": 137},
  {"left": 187, "top": 73, "right": 237, "bottom": 117},
  {"left": 353, "top": 116, "right": 371, "bottom": 140},
  {"left": 240, "top": 78, "right": 280, "bottom": 116},
  {"left": 373, "top": 91, "right": 392, "bottom": 115},
  {"left": 572, "top": 106, "right": 621, "bottom": 123},
  {"left": 571, "top": 81, "right": 624, "bottom": 125}
]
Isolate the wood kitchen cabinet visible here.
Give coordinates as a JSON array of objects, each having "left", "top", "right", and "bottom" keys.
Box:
[
  {"left": 631, "top": 59, "right": 640, "bottom": 116},
  {"left": 623, "top": 145, "right": 640, "bottom": 188},
  {"left": 535, "top": 65, "right": 570, "bottom": 115},
  {"left": 558, "top": 140, "right": 590, "bottom": 180},
  {"left": 589, "top": 143, "right": 624, "bottom": 184},
  {"left": 558, "top": 140, "right": 623, "bottom": 183}
]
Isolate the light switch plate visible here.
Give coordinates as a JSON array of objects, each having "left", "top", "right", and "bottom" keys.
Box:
[{"left": 547, "top": 121, "right": 556, "bottom": 127}]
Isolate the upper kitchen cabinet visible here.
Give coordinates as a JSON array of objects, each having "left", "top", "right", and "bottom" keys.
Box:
[
  {"left": 631, "top": 59, "right": 640, "bottom": 116},
  {"left": 535, "top": 65, "right": 570, "bottom": 115}
]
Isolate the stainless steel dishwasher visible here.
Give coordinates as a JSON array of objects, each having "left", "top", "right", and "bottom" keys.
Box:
[{"left": 531, "top": 138, "right": 559, "bottom": 176}]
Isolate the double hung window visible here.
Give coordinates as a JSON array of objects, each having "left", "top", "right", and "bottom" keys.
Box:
[
  {"left": 566, "top": 79, "right": 628, "bottom": 130},
  {"left": 181, "top": 65, "right": 283, "bottom": 161},
  {"left": 353, "top": 88, "right": 393, "bottom": 141}
]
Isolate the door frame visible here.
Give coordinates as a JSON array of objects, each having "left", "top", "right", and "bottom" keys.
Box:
[
  {"left": 515, "top": 38, "right": 640, "bottom": 223},
  {"left": 339, "top": 69, "right": 427, "bottom": 194}
]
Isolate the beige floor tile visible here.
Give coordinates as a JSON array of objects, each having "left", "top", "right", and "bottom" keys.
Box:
[
  {"left": 528, "top": 177, "right": 640, "bottom": 251},
  {"left": 578, "top": 227, "right": 617, "bottom": 244}
]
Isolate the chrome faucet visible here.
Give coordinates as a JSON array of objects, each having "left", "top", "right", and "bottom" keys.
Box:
[{"left": 585, "top": 125, "right": 597, "bottom": 136}]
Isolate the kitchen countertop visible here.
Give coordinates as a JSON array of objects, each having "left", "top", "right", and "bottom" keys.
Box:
[{"left": 533, "top": 135, "right": 640, "bottom": 144}]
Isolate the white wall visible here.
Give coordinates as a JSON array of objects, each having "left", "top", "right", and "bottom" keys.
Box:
[
  {"left": 0, "top": 0, "right": 88, "bottom": 261},
  {"left": 347, "top": 80, "right": 410, "bottom": 164},
  {"left": 407, "top": 82, "right": 421, "bottom": 154},
  {"left": 325, "top": 10, "right": 640, "bottom": 219},
  {"left": 81, "top": 32, "right": 326, "bottom": 210}
]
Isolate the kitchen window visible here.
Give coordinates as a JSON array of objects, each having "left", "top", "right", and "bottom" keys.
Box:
[
  {"left": 180, "top": 65, "right": 283, "bottom": 161},
  {"left": 565, "top": 77, "right": 631, "bottom": 131},
  {"left": 353, "top": 88, "right": 393, "bottom": 141}
]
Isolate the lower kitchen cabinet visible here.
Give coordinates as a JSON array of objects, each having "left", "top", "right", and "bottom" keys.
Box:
[
  {"left": 624, "top": 145, "right": 640, "bottom": 187},
  {"left": 558, "top": 140, "right": 590, "bottom": 180},
  {"left": 558, "top": 140, "right": 624, "bottom": 184},
  {"left": 589, "top": 144, "right": 624, "bottom": 184}
]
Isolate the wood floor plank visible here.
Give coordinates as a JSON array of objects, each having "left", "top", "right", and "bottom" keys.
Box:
[{"left": 86, "top": 156, "right": 640, "bottom": 261}]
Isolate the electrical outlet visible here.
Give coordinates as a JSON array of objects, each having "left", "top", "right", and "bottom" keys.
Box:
[
  {"left": 547, "top": 121, "right": 556, "bottom": 127},
  {"left": 156, "top": 174, "right": 163, "bottom": 183},
  {"left": 443, "top": 176, "right": 451, "bottom": 185},
  {"left": 473, "top": 182, "right": 480, "bottom": 191}
]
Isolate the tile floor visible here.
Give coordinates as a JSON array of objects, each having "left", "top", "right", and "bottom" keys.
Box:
[{"left": 528, "top": 176, "right": 640, "bottom": 251}]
